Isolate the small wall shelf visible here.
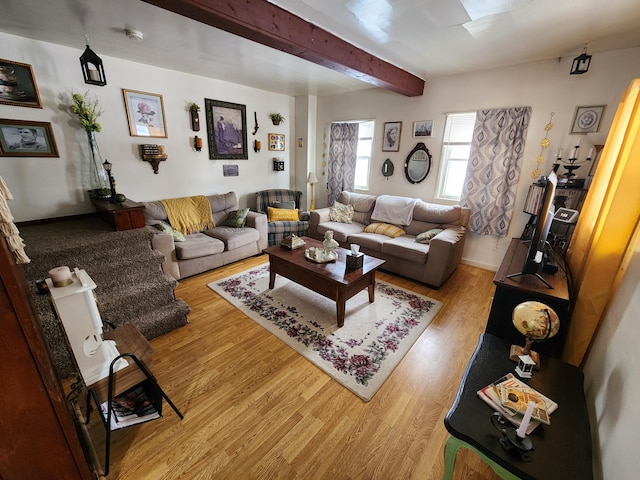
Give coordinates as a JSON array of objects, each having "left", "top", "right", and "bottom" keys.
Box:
[{"left": 140, "top": 144, "right": 167, "bottom": 174}]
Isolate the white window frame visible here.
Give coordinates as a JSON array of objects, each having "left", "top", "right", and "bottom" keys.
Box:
[
  {"left": 435, "top": 112, "right": 476, "bottom": 202},
  {"left": 352, "top": 120, "right": 375, "bottom": 191}
]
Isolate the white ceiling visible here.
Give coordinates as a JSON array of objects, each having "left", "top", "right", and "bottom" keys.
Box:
[{"left": 1, "top": 0, "right": 640, "bottom": 97}]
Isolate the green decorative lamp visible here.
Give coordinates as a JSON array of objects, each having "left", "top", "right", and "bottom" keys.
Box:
[{"left": 510, "top": 301, "right": 560, "bottom": 366}]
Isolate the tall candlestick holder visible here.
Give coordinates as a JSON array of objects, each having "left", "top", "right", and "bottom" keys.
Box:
[{"left": 554, "top": 140, "right": 593, "bottom": 179}]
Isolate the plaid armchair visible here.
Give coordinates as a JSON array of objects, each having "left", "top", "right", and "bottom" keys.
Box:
[{"left": 256, "top": 189, "right": 310, "bottom": 246}]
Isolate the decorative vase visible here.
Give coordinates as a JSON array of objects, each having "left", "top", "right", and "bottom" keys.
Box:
[{"left": 86, "top": 131, "right": 110, "bottom": 199}]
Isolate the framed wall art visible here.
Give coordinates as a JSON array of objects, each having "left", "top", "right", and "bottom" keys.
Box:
[
  {"left": 268, "top": 133, "right": 285, "bottom": 151},
  {"left": 122, "top": 89, "right": 167, "bottom": 138},
  {"left": 205, "top": 98, "right": 248, "bottom": 160},
  {"left": 222, "top": 164, "right": 239, "bottom": 176},
  {"left": 0, "top": 119, "right": 58, "bottom": 157},
  {"left": 571, "top": 105, "right": 605, "bottom": 134},
  {"left": 412, "top": 120, "right": 433, "bottom": 138},
  {"left": 0, "top": 59, "right": 42, "bottom": 108},
  {"left": 382, "top": 121, "right": 402, "bottom": 151}
]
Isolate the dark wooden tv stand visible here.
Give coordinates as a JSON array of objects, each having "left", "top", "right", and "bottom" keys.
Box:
[{"left": 486, "top": 238, "right": 571, "bottom": 356}]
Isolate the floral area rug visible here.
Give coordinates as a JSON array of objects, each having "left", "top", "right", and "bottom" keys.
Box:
[{"left": 208, "top": 264, "right": 443, "bottom": 401}]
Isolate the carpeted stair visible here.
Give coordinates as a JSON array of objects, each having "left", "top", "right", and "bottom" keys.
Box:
[{"left": 20, "top": 216, "right": 190, "bottom": 379}]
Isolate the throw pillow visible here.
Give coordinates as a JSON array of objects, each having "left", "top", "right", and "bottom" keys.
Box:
[
  {"left": 155, "top": 221, "right": 186, "bottom": 242},
  {"left": 267, "top": 206, "right": 299, "bottom": 222},
  {"left": 416, "top": 228, "right": 444, "bottom": 244},
  {"left": 221, "top": 208, "right": 250, "bottom": 228},
  {"left": 268, "top": 201, "right": 296, "bottom": 210},
  {"left": 364, "top": 222, "right": 406, "bottom": 238},
  {"left": 329, "top": 201, "right": 355, "bottom": 223}
]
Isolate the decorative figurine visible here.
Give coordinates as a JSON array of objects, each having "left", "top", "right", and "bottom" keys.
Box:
[{"left": 323, "top": 230, "right": 339, "bottom": 259}]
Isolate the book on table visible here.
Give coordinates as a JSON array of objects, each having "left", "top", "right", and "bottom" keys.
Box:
[
  {"left": 101, "top": 382, "right": 161, "bottom": 430},
  {"left": 477, "top": 373, "right": 557, "bottom": 434}
]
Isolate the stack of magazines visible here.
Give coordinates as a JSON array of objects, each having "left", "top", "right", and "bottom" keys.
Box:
[
  {"left": 477, "top": 373, "right": 558, "bottom": 435},
  {"left": 101, "top": 384, "right": 160, "bottom": 430}
]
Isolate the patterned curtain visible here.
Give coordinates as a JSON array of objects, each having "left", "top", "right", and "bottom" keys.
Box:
[
  {"left": 328, "top": 123, "right": 359, "bottom": 206},
  {"left": 461, "top": 107, "right": 531, "bottom": 237}
]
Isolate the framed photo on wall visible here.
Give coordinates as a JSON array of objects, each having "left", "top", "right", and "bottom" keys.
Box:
[
  {"left": 0, "top": 58, "right": 42, "bottom": 108},
  {"left": 205, "top": 98, "right": 248, "bottom": 159},
  {"left": 412, "top": 120, "right": 433, "bottom": 138},
  {"left": 122, "top": 89, "right": 168, "bottom": 138},
  {"left": 571, "top": 105, "right": 605, "bottom": 134},
  {"left": 0, "top": 119, "right": 58, "bottom": 157},
  {"left": 268, "top": 133, "right": 285, "bottom": 151},
  {"left": 382, "top": 121, "right": 402, "bottom": 151}
]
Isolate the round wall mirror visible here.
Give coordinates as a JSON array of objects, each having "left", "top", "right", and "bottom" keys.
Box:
[{"left": 404, "top": 142, "right": 432, "bottom": 184}]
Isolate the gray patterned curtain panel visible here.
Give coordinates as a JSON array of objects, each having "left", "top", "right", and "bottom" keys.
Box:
[
  {"left": 461, "top": 107, "right": 531, "bottom": 237},
  {"left": 328, "top": 123, "right": 359, "bottom": 206}
]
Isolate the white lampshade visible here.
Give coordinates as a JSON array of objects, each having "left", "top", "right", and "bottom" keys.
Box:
[{"left": 307, "top": 172, "right": 318, "bottom": 184}]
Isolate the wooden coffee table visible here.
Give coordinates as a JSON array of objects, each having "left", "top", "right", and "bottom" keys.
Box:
[{"left": 263, "top": 237, "right": 385, "bottom": 327}]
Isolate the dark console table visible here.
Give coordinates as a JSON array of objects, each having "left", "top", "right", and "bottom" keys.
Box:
[
  {"left": 444, "top": 333, "right": 592, "bottom": 480},
  {"left": 487, "top": 238, "right": 571, "bottom": 356}
]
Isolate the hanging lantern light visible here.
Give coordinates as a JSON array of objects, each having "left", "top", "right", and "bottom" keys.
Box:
[
  {"left": 80, "top": 38, "right": 107, "bottom": 86},
  {"left": 570, "top": 46, "right": 592, "bottom": 75}
]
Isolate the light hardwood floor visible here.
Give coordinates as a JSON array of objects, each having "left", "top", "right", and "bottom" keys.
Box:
[{"left": 90, "top": 255, "right": 502, "bottom": 479}]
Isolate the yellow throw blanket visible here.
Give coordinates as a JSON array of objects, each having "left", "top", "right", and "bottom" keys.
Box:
[{"left": 161, "top": 195, "right": 214, "bottom": 234}]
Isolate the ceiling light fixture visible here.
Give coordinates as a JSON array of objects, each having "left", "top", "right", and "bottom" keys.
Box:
[
  {"left": 125, "top": 29, "right": 144, "bottom": 41},
  {"left": 570, "top": 45, "right": 592, "bottom": 75}
]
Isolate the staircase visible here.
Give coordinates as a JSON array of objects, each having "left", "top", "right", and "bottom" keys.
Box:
[{"left": 20, "top": 216, "right": 190, "bottom": 379}]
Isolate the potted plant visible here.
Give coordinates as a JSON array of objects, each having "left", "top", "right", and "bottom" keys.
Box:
[{"left": 269, "top": 113, "right": 285, "bottom": 125}]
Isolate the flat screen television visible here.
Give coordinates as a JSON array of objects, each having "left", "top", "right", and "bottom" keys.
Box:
[{"left": 507, "top": 171, "right": 557, "bottom": 287}]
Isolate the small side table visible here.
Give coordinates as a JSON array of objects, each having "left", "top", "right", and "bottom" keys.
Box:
[
  {"left": 92, "top": 198, "right": 146, "bottom": 231},
  {"left": 444, "top": 333, "right": 592, "bottom": 480}
]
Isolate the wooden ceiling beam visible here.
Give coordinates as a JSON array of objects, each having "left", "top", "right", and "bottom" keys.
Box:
[{"left": 142, "top": 0, "right": 425, "bottom": 97}]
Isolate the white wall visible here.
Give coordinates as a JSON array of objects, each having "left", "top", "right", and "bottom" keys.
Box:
[
  {"left": 583, "top": 233, "right": 640, "bottom": 480},
  {"left": 316, "top": 47, "right": 640, "bottom": 270},
  {"left": 0, "top": 32, "right": 294, "bottom": 221}
]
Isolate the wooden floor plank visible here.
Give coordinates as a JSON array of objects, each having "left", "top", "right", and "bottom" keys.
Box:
[{"left": 85, "top": 255, "right": 501, "bottom": 479}]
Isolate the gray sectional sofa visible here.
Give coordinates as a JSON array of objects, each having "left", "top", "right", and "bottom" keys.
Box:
[
  {"left": 142, "top": 192, "right": 268, "bottom": 280},
  {"left": 309, "top": 191, "right": 469, "bottom": 287}
]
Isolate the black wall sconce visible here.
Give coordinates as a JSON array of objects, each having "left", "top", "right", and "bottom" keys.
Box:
[
  {"left": 254, "top": 139, "right": 261, "bottom": 152},
  {"left": 273, "top": 158, "right": 285, "bottom": 171},
  {"left": 80, "top": 42, "right": 107, "bottom": 86},
  {"left": 570, "top": 46, "right": 592, "bottom": 75},
  {"left": 194, "top": 136, "right": 202, "bottom": 152}
]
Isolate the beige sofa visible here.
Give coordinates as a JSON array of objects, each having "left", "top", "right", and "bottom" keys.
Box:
[
  {"left": 142, "top": 192, "right": 268, "bottom": 280},
  {"left": 308, "top": 191, "right": 469, "bottom": 288}
]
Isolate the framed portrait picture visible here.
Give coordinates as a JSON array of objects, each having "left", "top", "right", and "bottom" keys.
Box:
[
  {"left": 205, "top": 98, "right": 248, "bottom": 159},
  {"left": 571, "top": 105, "right": 605, "bottom": 134},
  {"left": 268, "top": 133, "right": 285, "bottom": 151},
  {"left": 122, "top": 89, "right": 167, "bottom": 138},
  {"left": 413, "top": 120, "right": 433, "bottom": 138},
  {"left": 0, "top": 59, "right": 42, "bottom": 108},
  {"left": 382, "top": 121, "right": 402, "bottom": 152},
  {"left": 0, "top": 119, "right": 58, "bottom": 157}
]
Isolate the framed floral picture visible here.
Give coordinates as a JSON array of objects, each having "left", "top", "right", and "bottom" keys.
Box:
[
  {"left": 382, "top": 121, "right": 402, "bottom": 151},
  {"left": 122, "top": 89, "right": 167, "bottom": 137},
  {"left": 205, "top": 98, "right": 248, "bottom": 159},
  {"left": 0, "top": 119, "right": 58, "bottom": 157},
  {"left": 571, "top": 105, "right": 605, "bottom": 134},
  {"left": 268, "top": 133, "right": 285, "bottom": 151},
  {"left": 0, "top": 58, "right": 42, "bottom": 108}
]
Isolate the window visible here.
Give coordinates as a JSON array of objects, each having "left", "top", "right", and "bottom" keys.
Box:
[
  {"left": 354, "top": 120, "right": 374, "bottom": 190},
  {"left": 436, "top": 112, "right": 476, "bottom": 201}
]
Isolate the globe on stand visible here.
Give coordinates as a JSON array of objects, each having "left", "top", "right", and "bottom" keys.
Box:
[{"left": 510, "top": 301, "right": 560, "bottom": 367}]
